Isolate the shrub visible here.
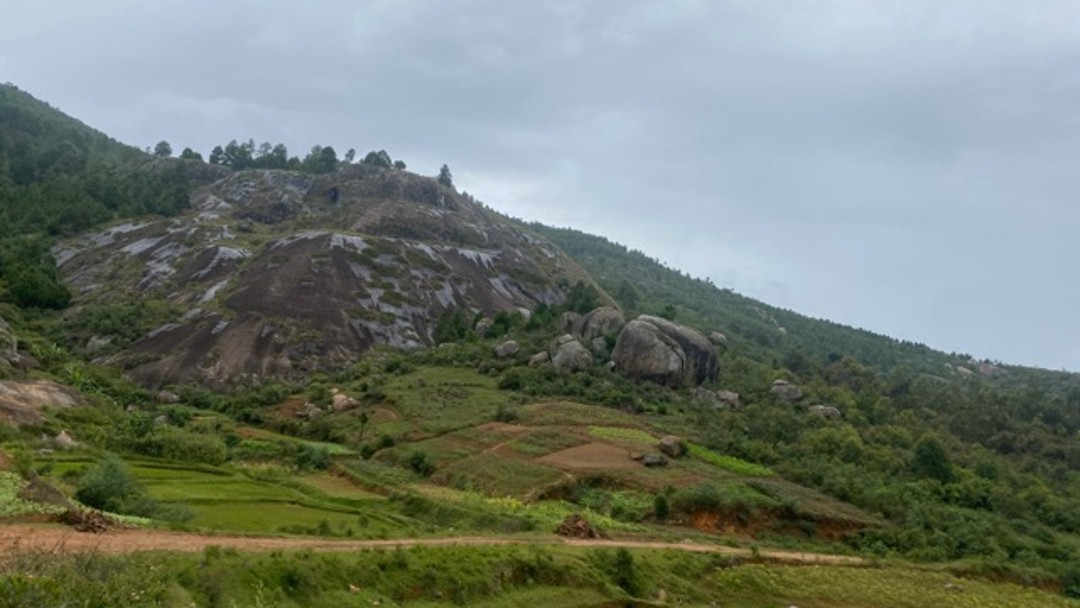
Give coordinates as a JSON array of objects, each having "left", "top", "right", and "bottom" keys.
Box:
[
  {"left": 611, "top": 548, "right": 640, "bottom": 596},
  {"left": 133, "top": 427, "right": 228, "bottom": 465},
  {"left": 653, "top": 494, "right": 670, "bottom": 521},
  {"left": 493, "top": 403, "right": 518, "bottom": 423},
  {"left": 295, "top": 444, "right": 331, "bottom": 471},
  {"left": 408, "top": 450, "right": 435, "bottom": 477},
  {"left": 74, "top": 456, "right": 190, "bottom": 521}
]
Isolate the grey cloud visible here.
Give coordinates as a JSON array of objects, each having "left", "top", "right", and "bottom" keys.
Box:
[{"left": 2, "top": 0, "right": 1079, "bottom": 369}]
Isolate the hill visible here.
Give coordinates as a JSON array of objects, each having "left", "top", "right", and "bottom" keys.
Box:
[{"left": 1, "top": 84, "right": 1080, "bottom": 604}]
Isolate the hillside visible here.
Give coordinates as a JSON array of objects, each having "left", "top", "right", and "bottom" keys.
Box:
[
  {"left": 1, "top": 84, "right": 1080, "bottom": 605},
  {"left": 52, "top": 164, "right": 599, "bottom": 387}
]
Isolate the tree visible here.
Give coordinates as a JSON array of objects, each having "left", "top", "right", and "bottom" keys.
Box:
[
  {"left": 615, "top": 279, "right": 639, "bottom": 310},
  {"left": 208, "top": 145, "right": 225, "bottom": 165},
  {"left": 178, "top": 147, "right": 203, "bottom": 161},
  {"left": 362, "top": 150, "right": 392, "bottom": 168},
  {"left": 438, "top": 163, "right": 453, "bottom": 188},
  {"left": 564, "top": 281, "right": 600, "bottom": 314},
  {"left": 152, "top": 141, "right": 172, "bottom": 158},
  {"left": 343, "top": 148, "right": 356, "bottom": 164},
  {"left": 393, "top": 160, "right": 406, "bottom": 170},
  {"left": 911, "top": 436, "right": 954, "bottom": 483},
  {"left": 302, "top": 145, "right": 338, "bottom": 174}
]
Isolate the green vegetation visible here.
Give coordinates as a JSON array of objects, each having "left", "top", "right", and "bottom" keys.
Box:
[
  {"left": 74, "top": 456, "right": 190, "bottom": 522},
  {"left": 685, "top": 442, "right": 775, "bottom": 477},
  {"left": 587, "top": 426, "right": 655, "bottom": 447},
  {"left": 3, "top": 83, "right": 1080, "bottom": 603},
  {"left": 1, "top": 547, "right": 1075, "bottom": 608}
]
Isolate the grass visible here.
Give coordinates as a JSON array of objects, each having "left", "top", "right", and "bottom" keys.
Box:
[
  {"left": 298, "top": 472, "right": 380, "bottom": 499},
  {"left": 709, "top": 564, "right": 1077, "bottom": 608},
  {"left": 432, "top": 452, "right": 566, "bottom": 499},
  {"left": 236, "top": 426, "right": 356, "bottom": 456},
  {"left": 0, "top": 472, "right": 65, "bottom": 517},
  {"left": 378, "top": 366, "right": 517, "bottom": 435},
  {"left": 2, "top": 545, "right": 1075, "bottom": 608},
  {"left": 185, "top": 501, "right": 384, "bottom": 536},
  {"left": 516, "top": 401, "right": 642, "bottom": 427},
  {"left": 685, "top": 442, "right": 775, "bottom": 477},
  {"left": 588, "top": 426, "right": 656, "bottom": 447},
  {"left": 144, "top": 478, "right": 303, "bottom": 503},
  {"left": 504, "top": 428, "right": 583, "bottom": 456}
]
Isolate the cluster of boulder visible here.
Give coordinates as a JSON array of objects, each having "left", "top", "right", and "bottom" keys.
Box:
[
  {"left": 504, "top": 306, "right": 723, "bottom": 390},
  {"left": 487, "top": 305, "right": 846, "bottom": 422}
]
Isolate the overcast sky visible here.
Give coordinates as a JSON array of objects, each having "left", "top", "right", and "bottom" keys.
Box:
[{"left": 3, "top": 1, "right": 1079, "bottom": 371}]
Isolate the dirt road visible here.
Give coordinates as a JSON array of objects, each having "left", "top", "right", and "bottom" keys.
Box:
[{"left": 0, "top": 525, "right": 861, "bottom": 564}]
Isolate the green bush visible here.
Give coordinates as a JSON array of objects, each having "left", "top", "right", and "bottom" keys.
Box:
[
  {"left": 133, "top": 427, "right": 228, "bottom": 464},
  {"left": 294, "top": 444, "right": 331, "bottom": 471},
  {"left": 408, "top": 450, "right": 435, "bottom": 477},
  {"left": 74, "top": 456, "right": 190, "bottom": 522}
]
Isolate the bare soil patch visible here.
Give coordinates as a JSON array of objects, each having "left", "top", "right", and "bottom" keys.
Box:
[{"left": 535, "top": 442, "right": 640, "bottom": 470}]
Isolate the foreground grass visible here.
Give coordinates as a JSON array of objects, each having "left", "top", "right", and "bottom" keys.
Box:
[{"left": 0, "top": 545, "right": 1075, "bottom": 608}]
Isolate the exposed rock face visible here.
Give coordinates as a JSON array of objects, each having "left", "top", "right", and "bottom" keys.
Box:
[
  {"left": 156, "top": 390, "right": 180, "bottom": 404},
  {"left": 809, "top": 404, "right": 842, "bottom": 419},
  {"left": 590, "top": 337, "right": 608, "bottom": 353},
  {"left": 494, "top": 340, "right": 520, "bottom": 359},
  {"left": 0, "top": 317, "right": 18, "bottom": 366},
  {"left": 54, "top": 167, "right": 600, "bottom": 387},
  {"left": 771, "top": 379, "right": 803, "bottom": 402},
  {"left": 611, "top": 316, "right": 719, "bottom": 387},
  {"left": 0, "top": 380, "right": 81, "bottom": 426},
  {"left": 550, "top": 335, "right": 593, "bottom": 372},
  {"left": 0, "top": 317, "right": 33, "bottom": 371},
  {"left": 658, "top": 436, "right": 685, "bottom": 459},
  {"left": 709, "top": 331, "right": 728, "bottom": 345}
]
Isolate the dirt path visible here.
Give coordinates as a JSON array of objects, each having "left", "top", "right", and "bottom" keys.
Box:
[{"left": 0, "top": 525, "right": 861, "bottom": 564}]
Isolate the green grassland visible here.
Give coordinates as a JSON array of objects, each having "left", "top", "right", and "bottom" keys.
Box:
[{"left": 1, "top": 545, "right": 1076, "bottom": 608}]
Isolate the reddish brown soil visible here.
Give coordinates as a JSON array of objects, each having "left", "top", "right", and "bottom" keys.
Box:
[{"left": 534, "top": 442, "right": 640, "bottom": 470}]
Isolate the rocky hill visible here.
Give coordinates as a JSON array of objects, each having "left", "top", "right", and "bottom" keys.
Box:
[{"left": 55, "top": 165, "right": 599, "bottom": 387}]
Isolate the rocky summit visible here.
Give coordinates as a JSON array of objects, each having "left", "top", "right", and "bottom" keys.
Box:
[{"left": 55, "top": 165, "right": 597, "bottom": 387}]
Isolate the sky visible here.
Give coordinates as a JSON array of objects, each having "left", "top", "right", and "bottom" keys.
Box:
[{"left": 2, "top": 1, "right": 1079, "bottom": 371}]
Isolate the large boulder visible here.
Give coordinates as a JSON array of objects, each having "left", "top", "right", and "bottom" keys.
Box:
[
  {"left": 331, "top": 390, "right": 359, "bottom": 412},
  {"left": 716, "top": 390, "right": 741, "bottom": 408},
  {"left": 494, "top": 340, "right": 520, "bottom": 359},
  {"left": 658, "top": 435, "right": 685, "bottom": 459},
  {"left": 808, "top": 404, "right": 842, "bottom": 419},
  {"left": 611, "top": 316, "right": 719, "bottom": 387},
  {"left": 558, "top": 312, "right": 582, "bottom": 335},
  {"left": 550, "top": 335, "right": 593, "bottom": 372},
  {"left": 528, "top": 351, "right": 550, "bottom": 366},
  {"left": 770, "top": 379, "right": 803, "bottom": 402},
  {"left": 693, "top": 387, "right": 741, "bottom": 409},
  {"left": 574, "top": 307, "right": 626, "bottom": 341}
]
